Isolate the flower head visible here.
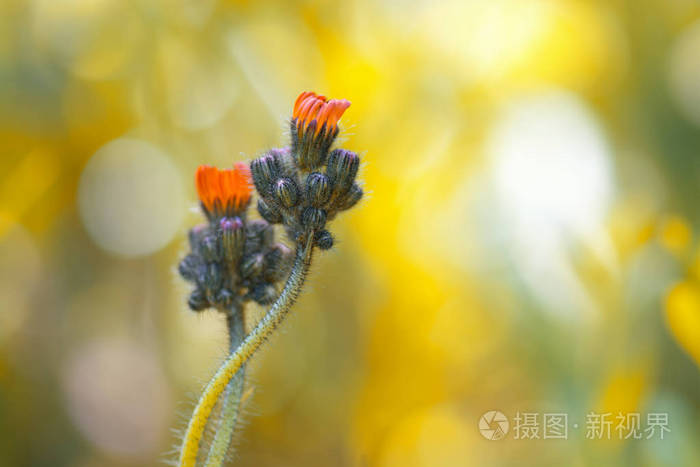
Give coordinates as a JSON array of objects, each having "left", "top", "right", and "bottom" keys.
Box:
[
  {"left": 293, "top": 91, "right": 351, "bottom": 136},
  {"left": 181, "top": 161, "right": 292, "bottom": 311},
  {"left": 196, "top": 163, "right": 252, "bottom": 219},
  {"left": 252, "top": 91, "right": 363, "bottom": 249},
  {"left": 291, "top": 91, "right": 351, "bottom": 169}
]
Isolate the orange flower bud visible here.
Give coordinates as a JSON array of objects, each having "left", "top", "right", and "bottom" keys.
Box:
[{"left": 195, "top": 162, "right": 252, "bottom": 219}]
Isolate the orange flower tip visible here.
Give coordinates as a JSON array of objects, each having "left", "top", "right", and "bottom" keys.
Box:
[
  {"left": 293, "top": 91, "right": 316, "bottom": 116},
  {"left": 292, "top": 91, "right": 351, "bottom": 134},
  {"left": 194, "top": 163, "right": 252, "bottom": 218}
]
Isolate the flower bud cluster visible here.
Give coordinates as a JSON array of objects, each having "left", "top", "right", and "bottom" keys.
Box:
[
  {"left": 179, "top": 219, "right": 292, "bottom": 310},
  {"left": 179, "top": 165, "right": 293, "bottom": 312},
  {"left": 251, "top": 92, "right": 363, "bottom": 249}
]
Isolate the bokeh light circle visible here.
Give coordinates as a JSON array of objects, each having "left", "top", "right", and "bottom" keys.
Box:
[
  {"left": 61, "top": 339, "right": 171, "bottom": 459},
  {"left": 78, "top": 137, "right": 185, "bottom": 257},
  {"left": 488, "top": 90, "right": 614, "bottom": 314},
  {"left": 489, "top": 90, "right": 613, "bottom": 235}
]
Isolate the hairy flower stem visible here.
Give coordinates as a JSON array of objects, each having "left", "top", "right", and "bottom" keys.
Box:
[
  {"left": 203, "top": 308, "right": 246, "bottom": 467},
  {"left": 179, "top": 234, "right": 315, "bottom": 467}
]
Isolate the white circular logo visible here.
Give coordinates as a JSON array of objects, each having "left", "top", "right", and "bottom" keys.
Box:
[{"left": 479, "top": 410, "right": 509, "bottom": 440}]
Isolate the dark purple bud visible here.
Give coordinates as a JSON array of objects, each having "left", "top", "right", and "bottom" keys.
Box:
[
  {"left": 262, "top": 245, "right": 288, "bottom": 275},
  {"left": 262, "top": 243, "right": 293, "bottom": 281},
  {"left": 203, "top": 263, "right": 222, "bottom": 289},
  {"left": 240, "top": 253, "right": 263, "bottom": 278},
  {"left": 215, "top": 288, "right": 234, "bottom": 307},
  {"left": 314, "top": 230, "right": 334, "bottom": 250},
  {"left": 201, "top": 235, "right": 220, "bottom": 262},
  {"left": 263, "top": 246, "right": 282, "bottom": 270},
  {"left": 301, "top": 207, "right": 327, "bottom": 230},
  {"left": 188, "top": 224, "right": 207, "bottom": 250},
  {"left": 306, "top": 172, "right": 330, "bottom": 207},
  {"left": 252, "top": 284, "right": 277, "bottom": 305},
  {"left": 258, "top": 199, "right": 282, "bottom": 224},
  {"left": 326, "top": 149, "right": 359, "bottom": 195},
  {"left": 245, "top": 220, "right": 274, "bottom": 253},
  {"left": 219, "top": 217, "right": 245, "bottom": 262},
  {"left": 188, "top": 288, "right": 209, "bottom": 311},
  {"left": 178, "top": 254, "right": 201, "bottom": 282},
  {"left": 336, "top": 183, "right": 363, "bottom": 211},
  {"left": 250, "top": 151, "right": 282, "bottom": 194},
  {"left": 274, "top": 178, "right": 300, "bottom": 208}
]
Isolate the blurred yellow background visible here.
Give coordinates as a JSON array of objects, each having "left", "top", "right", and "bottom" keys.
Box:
[{"left": 2, "top": 0, "right": 700, "bottom": 466}]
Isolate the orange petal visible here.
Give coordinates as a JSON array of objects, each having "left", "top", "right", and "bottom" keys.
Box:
[
  {"left": 196, "top": 165, "right": 216, "bottom": 211},
  {"left": 317, "top": 99, "right": 351, "bottom": 133},
  {"left": 195, "top": 163, "right": 253, "bottom": 216},
  {"left": 292, "top": 91, "right": 350, "bottom": 136},
  {"left": 293, "top": 91, "right": 316, "bottom": 118},
  {"left": 232, "top": 162, "right": 252, "bottom": 208},
  {"left": 297, "top": 96, "right": 319, "bottom": 123},
  {"left": 303, "top": 99, "right": 325, "bottom": 125}
]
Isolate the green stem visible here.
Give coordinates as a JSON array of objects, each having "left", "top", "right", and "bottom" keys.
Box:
[
  {"left": 203, "top": 308, "right": 246, "bottom": 467},
  {"left": 179, "top": 235, "right": 315, "bottom": 467}
]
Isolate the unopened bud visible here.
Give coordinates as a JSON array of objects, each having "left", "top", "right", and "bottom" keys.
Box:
[
  {"left": 215, "top": 288, "right": 234, "bottom": 307},
  {"left": 188, "top": 224, "right": 207, "bottom": 250},
  {"left": 250, "top": 151, "right": 282, "bottom": 195},
  {"left": 200, "top": 235, "right": 220, "bottom": 262},
  {"left": 264, "top": 244, "right": 293, "bottom": 281},
  {"left": 203, "top": 263, "right": 222, "bottom": 290},
  {"left": 264, "top": 246, "right": 283, "bottom": 271},
  {"left": 274, "top": 178, "right": 300, "bottom": 208},
  {"left": 326, "top": 149, "right": 359, "bottom": 195},
  {"left": 306, "top": 172, "right": 330, "bottom": 207},
  {"left": 314, "top": 230, "right": 334, "bottom": 250},
  {"left": 188, "top": 288, "right": 209, "bottom": 311},
  {"left": 336, "top": 183, "right": 363, "bottom": 211},
  {"left": 240, "top": 253, "right": 264, "bottom": 278},
  {"left": 178, "top": 254, "right": 201, "bottom": 282},
  {"left": 245, "top": 220, "right": 274, "bottom": 253},
  {"left": 252, "top": 284, "right": 277, "bottom": 305},
  {"left": 219, "top": 217, "right": 245, "bottom": 262},
  {"left": 301, "top": 207, "right": 327, "bottom": 230},
  {"left": 258, "top": 199, "right": 282, "bottom": 224}
]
